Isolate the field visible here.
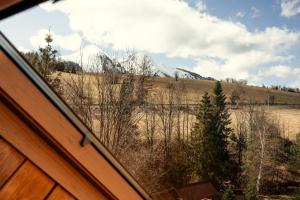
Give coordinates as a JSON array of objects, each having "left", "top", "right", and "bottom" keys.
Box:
[
  {"left": 267, "top": 108, "right": 300, "bottom": 140},
  {"left": 230, "top": 107, "right": 300, "bottom": 140},
  {"left": 149, "top": 77, "right": 300, "bottom": 139},
  {"left": 61, "top": 73, "right": 300, "bottom": 105},
  {"left": 61, "top": 73, "right": 300, "bottom": 139},
  {"left": 149, "top": 77, "right": 300, "bottom": 105}
]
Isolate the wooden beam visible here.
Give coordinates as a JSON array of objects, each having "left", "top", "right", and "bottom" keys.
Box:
[
  {"left": 0, "top": 160, "right": 55, "bottom": 199},
  {"left": 46, "top": 185, "right": 76, "bottom": 200},
  {"left": 0, "top": 138, "right": 25, "bottom": 188}
]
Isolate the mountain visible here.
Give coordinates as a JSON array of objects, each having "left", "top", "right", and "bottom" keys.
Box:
[
  {"left": 176, "top": 67, "right": 215, "bottom": 80},
  {"left": 152, "top": 66, "right": 215, "bottom": 80}
]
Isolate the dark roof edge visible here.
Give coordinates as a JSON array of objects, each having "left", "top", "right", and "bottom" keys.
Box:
[
  {"left": 0, "top": 0, "right": 48, "bottom": 20},
  {"left": 0, "top": 32, "right": 151, "bottom": 200}
]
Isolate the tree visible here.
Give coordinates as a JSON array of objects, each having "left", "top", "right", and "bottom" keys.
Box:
[
  {"left": 223, "top": 185, "right": 235, "bottom": 200},
  {"left": 231, "top": 110, "right": 247, "bottom": 180},
  {"left": 240, "top": 107, "right": 285, "bottom": 195},
  {"left": 288, "top": 133, "right": 300, "bottom": 172},
  {"left": 212, "top": 81, "right": 233, "bottom": 181},
  {"left": 230, "top": 89, "right": 240, "bottom": 107},
  {"left": 174, "top": 71, "right": 179, "bottom": 81},
  {"left": 191, "top": 82, "right": 233, "bottom": 187},
  {"left": 230, "top": 85, "right": 245, "bottom": 109},
  {"left": 269, "top": 95, "right": 275, "bottom": 105},
  {"left": 24, "top": 33, "right": 62, "bottom": 94},
  {"left": 191, "top": 92, "right": 217, "bottom": 183}
]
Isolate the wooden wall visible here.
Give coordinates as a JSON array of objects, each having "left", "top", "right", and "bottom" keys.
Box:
[
  {"left": 0, "top": 97, "right": 108, "bottom": 200},
  {"left": 0, "top": 138, "right": 75, "bottom": 200}
]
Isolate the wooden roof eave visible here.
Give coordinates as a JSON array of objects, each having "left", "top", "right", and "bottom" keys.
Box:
[
  {"left": 0, "top": 0, "right": 53, "bottom": 20},
  {"left": 0, "top": 32, "right": 151, "bottom": 200}
]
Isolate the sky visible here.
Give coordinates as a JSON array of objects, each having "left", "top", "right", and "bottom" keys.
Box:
[{"left": 1, "top": 0, "right": 300, "bottom": 87}]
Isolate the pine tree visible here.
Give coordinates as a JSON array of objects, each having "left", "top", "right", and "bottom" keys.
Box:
[
  {"left": 223, "top": 185, "right": 235, "bottom": 200},
  {"left": 213, "top": 81, "right": 233, "bottom": 184},
  {"left": 191, "top": 82, "right": 233, "bottom": 187},
  {"left": 37, "top": 33, "right": 62, "bottom": 94},
  {"left": 191, "top": 92, "right": 217, "bottom": 183},
  {"left": 212, "top": 81, "right": 232, "bottom": 168}
]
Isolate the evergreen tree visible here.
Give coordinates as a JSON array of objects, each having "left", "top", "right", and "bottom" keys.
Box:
[
  {"left": 37, "top": 33, "right": 62, "bottom": 94},
  {"left": 191, "top": 92, "right": 217, "bottom": 183},
  {"left": 212, "top": 81, "right": 233, "bottom": 175},
  {"left": 38, "top": 34, "right": 57, "bottom": 79},
  {"left": 191, "top": 81, "right": 233, "bottom": 187},
  {"left": 222, "top": 185, "right": 235, "bottom": 200}
]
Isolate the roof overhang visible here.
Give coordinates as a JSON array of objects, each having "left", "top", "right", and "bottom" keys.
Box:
[
  {"left": 0, "top": 30, "right": 151, "bottom": 200},
  {"left": 0, "top": 1, "right": 151, "bottom": 198},
  {"left": 0, "top": 0, "right": 54, "bottom": 20}
]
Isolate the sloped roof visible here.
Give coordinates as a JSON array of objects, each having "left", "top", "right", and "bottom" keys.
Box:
[
  {"left": 0, "top": 0, "right": 50, "bottom": 20},
  {"left": 0, "top": 2, "right": 151, "bottom": 197},
  {"left": 178, "top": 181, "right": 219, "bottom": 200}
]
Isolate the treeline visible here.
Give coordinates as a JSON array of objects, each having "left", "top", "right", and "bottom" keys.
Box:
[
  {"left": 224, "top": 78, "right": 248, "bottom": 85},
  {"left": 224, "top": 78, "right": 300, "bottom": 94},
  {"left": 263, "top": 84, "right": 300, "bottom": 93},
  {"left": 23, "top": 33, "right": 300, "bottom": 199}
]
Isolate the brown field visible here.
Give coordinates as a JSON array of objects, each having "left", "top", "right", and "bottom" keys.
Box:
[
  {"left": 267, "top": 108, "right": 300, "bottom": 140},
  {"left": 149, "top": 76, "right": 300, "bottom": 105},
  {"left": 60, "top": 73, "right": 300, "bottom": 139},
  {"left": 150, "top": 77, "right": 300, "bottom": 139},
  {"left": 61, "top": 73, "right": 300, "bottom": 105},
  {"left": 230, "top": 107, "right": 300, "bottom": 140}
]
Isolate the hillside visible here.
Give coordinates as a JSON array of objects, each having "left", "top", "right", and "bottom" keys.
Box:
[
  {"left": 60, "top": 72, "right": 300, "bottom": 139},
  {"left": 148, "top": 76, "right": 300, "bottom": 105}
]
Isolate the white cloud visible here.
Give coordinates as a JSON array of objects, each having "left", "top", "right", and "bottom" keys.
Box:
[
  {"left": 40, "top": 0, "right": 300, "bottom": 84},
  {"left": 261, "top": 65, "right": 293, "bottom": 78},
  {"left": 253, "top": 65, "right": 300, "bottom": 87},
  {"left": 258, "top": 65, "right": 300, "bottom": 78},
  {"left": 291, "top": 79, "right": 300, "bottom": 88},
  {"left": 30, "top": 29, "right": 82, "bottom": 51},
  {"left": 289, "top": 68, "right": 300, "bottom": 87},
  {"left": 236, "top": 11, "right": 245, "bottom": 18},
  {"left": 281, "top": 0, "right": 300, "bottom": 17},
  {"left": 195, "top": 0, "right": 207, "bottom": 12},
  {"left": 17, "top": 46, "right": 30, "bottom": 53},
  {"left": 61, "top": 44, "right": 103, "bottom": 66},
  {"left": 250, "top": 6, "right": 260, "bottom": 18}
]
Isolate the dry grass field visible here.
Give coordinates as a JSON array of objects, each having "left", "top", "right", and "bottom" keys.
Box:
[
  {"left": 230, "top": 107, "right": 300, "bottom": 140},
  {"left": 149, "top": 77, "right": 300, "bottom": 139},
  {"left": 60, "top": 73, "right": 300, "bottom": 139},
  {"left": 61, "top": 73, "right": 300, "bottom": 105},
  {"left": 267, "top": 108, "right": 300, "bottom": 140},
  {"left": 148, "top": 76, "right": 300, "bottom": 105}
]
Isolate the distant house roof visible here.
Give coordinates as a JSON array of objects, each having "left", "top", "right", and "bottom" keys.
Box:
[
  {"left": 178, "top": 181, "right": 220, "bottom": 200},
  {"left": 151, "top": 188, "right": 180, "bottom": 200}
]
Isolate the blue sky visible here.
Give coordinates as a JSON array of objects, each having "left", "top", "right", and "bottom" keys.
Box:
[{"left": 1, "top": 0, "right": 300, "bottom": 87}]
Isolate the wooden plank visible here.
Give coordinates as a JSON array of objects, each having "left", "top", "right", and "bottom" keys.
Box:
[
  {"left": 0, "top": 100, "right": 108, "bottom": 200},
  {"left": 47, "top": 185, "right": 76, "bottom": 200},
  {"left": 0, "top": 160, "right": 54, "bottom": 199},
  {"left": 0, "top": 138, "right": 25, "bottom": 188},
  {"left": 0, "top": 50, "right": 144, "bottom": 199}
]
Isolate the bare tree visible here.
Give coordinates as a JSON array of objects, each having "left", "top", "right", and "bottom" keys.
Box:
[
  {"left": 62, "top": 51, "right": 94, "bottom": 130},
  {"left": 240, "top": 106, "right": 285, "bottom": 196},
  {"left": 230, "top": 84, "right": 245, "bottom": 109}
]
